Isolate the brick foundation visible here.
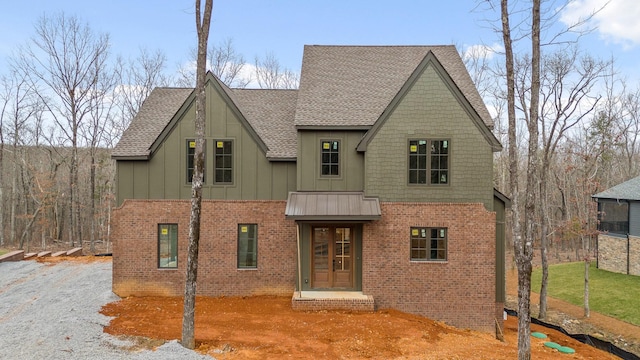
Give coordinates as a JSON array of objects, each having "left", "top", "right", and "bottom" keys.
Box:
[{"left": 291, "top": 293, "right": 375, "bottom": 312}]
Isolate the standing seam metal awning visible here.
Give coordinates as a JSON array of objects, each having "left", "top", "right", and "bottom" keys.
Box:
[{"left": 285, "top": 192, "right": 381, "bottom": 221}]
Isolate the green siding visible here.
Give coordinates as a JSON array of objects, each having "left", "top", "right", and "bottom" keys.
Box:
[
  {"left": 364, "top": 63, "right": 494, "bottom": 208},
  {"left": 115, "top": 81, "right": 296, "bottom": 206},
  {"left": 297, "top": 131, "right": 366, "bottom": 191}
]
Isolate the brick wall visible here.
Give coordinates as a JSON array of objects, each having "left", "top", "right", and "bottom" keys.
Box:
[
  {"left": 363, "top": 202, "right": 497, "bottom": 332},
  {"left": 112, "top": 199, "right": 297, "bottom": 297},
  {"left": 598, "top": 234, "right": 640, "bottom": 276},
  {"left": 112, "top": 199, "right": 498, "bottom": 332}
]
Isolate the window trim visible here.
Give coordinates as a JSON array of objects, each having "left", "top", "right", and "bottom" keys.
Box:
[
  {"left": 319, "top": 139, "right": 341, "bottom": 178},
  {"left": 158, "top": 223, "right": 178, "bottom": 269},
  {"left": 214, "top": 139, "right": 234, "bottom": 185},
  {"left": 410, "top": 226, "right": 448, "bottom": 262},
  {"left": 237, "top": 224, "right": 258, "bottom": 269},
  {"left": 407, "top": 138, "right": 450, "bottom": 186},
  {"left": 186, "top": 139, "right": 205, "bottom": 184}
]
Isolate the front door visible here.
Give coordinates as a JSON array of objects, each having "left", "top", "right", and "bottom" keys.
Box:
[{"left": 312, "top": 226, "right": 353, "bottom": 289}]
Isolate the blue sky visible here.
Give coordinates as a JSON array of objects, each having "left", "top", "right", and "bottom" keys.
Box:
[{"left": 1, "top": 0, "right": 639, "bottom": 83}]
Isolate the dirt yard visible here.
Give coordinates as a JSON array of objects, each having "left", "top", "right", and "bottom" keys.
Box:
[{"left": 97, "top": 260, "right": 633, "bottom": 359}]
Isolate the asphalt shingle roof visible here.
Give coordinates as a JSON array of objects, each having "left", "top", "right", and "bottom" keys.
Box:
[
  {"left": 112, "top": 87, "right": 193, "bottom": 158},
  {"left": 294, "top": 45, "right": 493, "bottom": 128},
  {"left": 112, "top": 45, "right": 494, "bottom": 161},
  {"left": 231, "top": 89, "right": 298, "bottom": 159},
  {"left": 593, "top": 176, "right": 640, "bottom": 201}
]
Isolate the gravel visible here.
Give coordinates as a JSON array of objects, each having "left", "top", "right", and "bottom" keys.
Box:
[{"left": 0, "top": 259, "right": 213, "bottom": 360}]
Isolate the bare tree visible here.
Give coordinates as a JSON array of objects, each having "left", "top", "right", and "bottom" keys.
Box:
[
  {"left": 112, "top": 48, "right": 170, "bottom": 145},
  {"left": 176, "top": 37, "right": 250, "bottom": 88},
  {"left": 18, "top": 13, "right": 110, "bottom": 247},
  {"left": 0, "top": 75, "right": 9, "bottom": 246},
  {"left": 82, "top": 55, "right": 117, "bottom": 252},
  {"left": 254, "top": 52, "right": 299, "bottom": 89},
  {"left": 499, "top": 1, "right": 535, "bottom": 357},
  {"left": 182, "top": 0, "right": 212, "bottom": 350}
]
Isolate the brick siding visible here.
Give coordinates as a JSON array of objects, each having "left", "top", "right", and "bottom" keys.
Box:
[
  {"left": 112, "top": 199, "right": 498, "bottom": 332},
  {"left": 112, "top": 199, "right": 297, "bottom": 297},
  {"left": 363, "top": 202, "right": 497, "bottom": 332}
]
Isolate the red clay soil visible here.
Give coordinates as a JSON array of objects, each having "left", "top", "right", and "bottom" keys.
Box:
[{"left": 102, "top": 294, "right": 619, "bottom": 359}]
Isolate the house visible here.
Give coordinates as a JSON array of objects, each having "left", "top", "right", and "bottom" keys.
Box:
[
  {"left": 593, "top": 175, "right": 640, "bottom": 275},
  {"left": 111, "top": 45, "right": 507, "bottom": 333}
]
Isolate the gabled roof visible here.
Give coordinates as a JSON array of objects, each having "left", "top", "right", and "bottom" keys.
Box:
[
  {"left": 294, "top": 45, "right": 493, "bottom": 129},
  {"left": 593, "top": 176, "right": 640, "bottom": 201},
  {"left": 112, "top": 88, "right": 193, "bottom": 159},
  {"left": 232, "top": 89, "right": 298, "bottom": 160},
  {"left": 113, "top": 45, "right": 498, "bottom": 161}
]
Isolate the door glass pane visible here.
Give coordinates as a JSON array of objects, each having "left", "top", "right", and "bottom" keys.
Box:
[{"left": 313, "top": 228, "right": 329, "bottom": 270}]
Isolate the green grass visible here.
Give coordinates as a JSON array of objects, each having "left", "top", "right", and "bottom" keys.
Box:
[
  {"left": 532, "top": 262, "right": 640, "bottom": 325},
  {"left": 0, "top": 249, "right": 8, "bottom": 256}
]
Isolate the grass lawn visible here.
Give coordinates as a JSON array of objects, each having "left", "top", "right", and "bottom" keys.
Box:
[
  {"left": 532, "top": 262, "right": 640, "bottom": 326},
  {"left": 0, "top": 249, "right": 8, "bottom": 256}
]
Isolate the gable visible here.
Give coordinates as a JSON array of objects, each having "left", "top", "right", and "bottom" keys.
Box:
[
  {"left": 357, "top": 51, "right": 501, "bottom": 152},
  {"left": 294, "top": 45, "right": 494, "bottom": 131},
  {"left": 148, "top": 73, "right": 269, "bottom": 158}
]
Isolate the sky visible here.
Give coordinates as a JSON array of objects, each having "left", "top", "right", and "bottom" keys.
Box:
[{"left": 1, "top": 0, "right": 640, "bottom": 85}]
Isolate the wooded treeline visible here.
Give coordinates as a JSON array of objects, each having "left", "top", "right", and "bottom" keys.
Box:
[
  {"left": 1, "top": 8, "right": 639, "bottom": 260},
  {"left": 0, "top": 13, "right": 299, "bottom": 253},
  {"left": 468, "top": 24, "right": 639, "bottom": 263}
]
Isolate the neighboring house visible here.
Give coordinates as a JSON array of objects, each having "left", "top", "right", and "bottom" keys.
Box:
[
  {"left": 593, "top": 175, "right": 640, "bottom": 275},
  {"left": 111, "top": 45, "right": 507, "bottom": 333}
]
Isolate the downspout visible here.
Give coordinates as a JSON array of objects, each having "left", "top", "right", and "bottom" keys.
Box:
[
  {"left": 627, "top": 200, "right": 631, "bottom": 275},
  {"left": 296, "top": 223, "right": 302, "bottom": 298},
  {"left": 627, "top": 233, "right": 631, "bottom": 275}
]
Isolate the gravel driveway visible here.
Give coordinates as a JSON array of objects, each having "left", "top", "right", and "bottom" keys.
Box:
[{"left": 0, "top": 259, "right": 212, "bottom": 360}]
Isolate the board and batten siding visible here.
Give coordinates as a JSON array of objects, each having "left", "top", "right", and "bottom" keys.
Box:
[
  {"left": 364, "top": 62, "right": 494, "bottom": 209},
  {"left": 115, "top": 82, "right": 296, "bottom": 206},
  {"left": 297, "top": 130, "right": 366, "bottom": 191}
]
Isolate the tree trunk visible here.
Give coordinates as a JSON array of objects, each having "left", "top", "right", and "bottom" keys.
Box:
[
  {"left": 584, "top": 257, "right": 590, "bottom": 318},
  {"left": 538, "top": 179, "right": 549, "bottom": 319},
  {"left": 90, "top": 152, "right": 96, "bottom": 252},
  {"left": 182, "top": 0, "right": 213, "bottom": 350}
]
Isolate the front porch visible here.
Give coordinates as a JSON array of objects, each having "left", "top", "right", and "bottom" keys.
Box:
[{"left": 291, "top": 291, "right": 375, "bottom": 312}]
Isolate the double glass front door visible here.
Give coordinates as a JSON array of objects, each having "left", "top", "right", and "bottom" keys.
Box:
[{"left": 312, "top": 226, "right": 353, "bottom": 289}]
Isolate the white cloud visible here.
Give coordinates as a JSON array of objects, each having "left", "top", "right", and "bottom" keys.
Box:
[
  {"left": 561, "top": 0, "right": 640, "bottom": 48},
  {"left": 462, "top": 43, "right": 503, "bottom": 62}
]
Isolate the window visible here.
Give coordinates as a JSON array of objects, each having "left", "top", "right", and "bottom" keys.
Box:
[
  {"left": 410, "top": 227, "right": 447, "bottom": 261},
  {"left": 321, "top": 140, "right": 339, "bottom": 176},
  {"left": 186, "top": 139, "right": 205, "bottom": 183},
  {"left": 158, "top": 224, "right": 178, "bottom": 268},
  {"left": 214, "top": 140, "right": 233, "bottom": 184},
  {"left": 408, "top": 139, "right": 449, "bottom": 185},
  {"left": 597, "top": 200, "right": 629, "bottom": 236},
  {"left": 238, "top": 224, "right": 257, "bottom": 268}
]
